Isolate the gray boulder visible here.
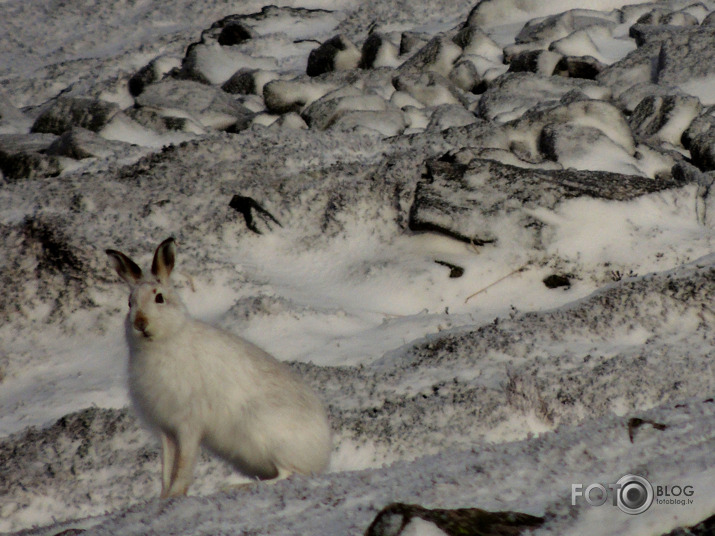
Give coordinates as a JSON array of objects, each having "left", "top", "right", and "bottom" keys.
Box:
[{"left": 31, "top": 97, "right": 121, "bottom": 135}]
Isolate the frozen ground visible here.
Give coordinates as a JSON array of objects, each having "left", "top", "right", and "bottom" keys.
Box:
[{"left": 1, "top": 0, "right": 714, "bottom": 534}]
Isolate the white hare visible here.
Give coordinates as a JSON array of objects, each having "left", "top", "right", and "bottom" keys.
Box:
[{"left": 106, "top": 238, "right": 332, "bottom": 498}]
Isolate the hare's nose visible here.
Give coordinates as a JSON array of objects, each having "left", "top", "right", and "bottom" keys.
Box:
[{"left": 133, "top": 313, "right": 149, "bottom": 336}]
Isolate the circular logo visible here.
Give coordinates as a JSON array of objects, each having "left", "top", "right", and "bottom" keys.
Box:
[{"left": 616, "top": 474, "right": 654, "bottom": 515}]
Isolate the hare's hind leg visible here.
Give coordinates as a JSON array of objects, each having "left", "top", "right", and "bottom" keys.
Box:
[
  {"left": 165, "top": 427, "right": 201, "bottom": 497},
  {"left": 160, "top": 432, "right": 178, "bottom": 499}
]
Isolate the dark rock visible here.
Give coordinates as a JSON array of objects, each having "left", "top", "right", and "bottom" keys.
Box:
[
  {"left": 409, "top": 158, "right": 691, "bottom": 245},
  {"left": 399, "top": 31, "right": 431, "bottom": 56},
  {"left": 659, "top": 512, "right": 715, "bottom": 535},
  {"left": 543, "top": 274, "right": 571, "bottom": 289},
  {"left": 0, "top": 150, "right": 62, "bottom": 181},
  {"left": 507, "top": 50, "right": 563, "bottom": 76},
  {"left": 31, "top": 97, "right": 121, "bottom": 135},
  {"left": 217, "top": 21, "right": 253, "bottom": 46},
  {"left": 222, "top": 69, "right": 261, "bottom": 95},
  {"left": 690, "top": 129, "right": 715, "bottom": 172},
  {"left": 629, "top": 95, "right": 702, "bottom": 145},
  {"left": 307, "top": 35, "right": 361, "bottom": 77},
  {"left": 229, "top": 195, "right": 282, "bottom": 234},
  {"left": 360, "top": 33, "right": 398, "bottom": 69},
  {"left": 435, "top": 260, "right": 464, "bottom": 278},
  {"left": 364, "top": 503, "right": 544, "bottom": 536},
  {"left": 0, "top": 133, "right": 61, "bottom": 181},
  {"left": 0, "top": 133, "right": 58, "bottom": 154},
  {"left": 554, "top": 55, "right": 605, "bottom": 79},
  {"left": 128, "top": 56, "right": 180, "bottom": 97},
  {"left": 683, "top": 113, "right": 715, "bottom": 149}
]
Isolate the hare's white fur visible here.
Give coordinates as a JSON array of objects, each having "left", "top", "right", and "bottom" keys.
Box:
[{"left": 106, "top": 238, "right": 332, "bottom": 498}]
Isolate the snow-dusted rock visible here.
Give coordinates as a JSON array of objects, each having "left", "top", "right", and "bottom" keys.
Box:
[
  {"left": 221, "top": 68, "right": 280, "bottom": 96},
  {"left": 507, "top": 49, "right": 563, "bottom": 76},
  {"left": 123, "top": 107, "right": 202, "bottom": 134},
  {"left": 307, "top": 35, "right": 361, "bottom": 77},
  {"left": 656, "top": 26, "right": 715, "bottom": 85},
  {"left": 426, "top": 104, "right": 478, "bottom": 131},
  {"left": 216, "top": 20, "right": 255, "bottom": 46},
  {"left": 46, "top": 127, "right": 130, "bottom": 159},
  {"left": 477, "top": 72, "right": 610, "bottom": 122},
  {"left": 689, "top": 128, "right": 715, "bottom": 171},
  {"left": 301, "top": 94, "right": 393, "bottom": 131},
  {"left": 629, "top": 94, "right": 702, "bottom": 146},
  {"left": 127, "top": 56, "right": 181, "bottom": 97},
  {"left": 409, "top": 157, "right": 688, "bottom": 245},
  {"left": 392, "top": 72, "right": 466, "bottom": 108},
  {"left": 134, "top": 79, "right": 253, "bottom": 130},
  {"left": 399, "top": 31, "right": 431, "bottom": 56},
  {"left": 635, "top": 6, "right": 699, "bottom": 26},
  {"left": 397, "top": 37, "right": 462, "bottom": 78},
  {"left": 364, "top": 503, "right": 544, "bottom": 536},
  {"left": 0, "top": 90, "right": 32, "bottom": 134},
  {"left": 263, "top": 78, "right": 337, "bottom": 114},
  {"left": 448, "top": 59, "right": 484, "bottom": 93},
  {"left": 331, "top": 110, "right": 407, "bottom": 137},
  {"left": 452, "top": 25, "right": 503, "bottom": 59},
  {"left": 31, "top": 97, "right": 121, "bottom": 135},
  {"left": 360, "top": 32, "right": 400, "bottom": 69},
  {"left": 538, "top": 123, "right": 641, "bottom": 174},
  {"left": 505, "top": 99, "right": 635, "bottom": 162},
  {"left": 0, "top": 149, "right": 61, "bottom": 181}
]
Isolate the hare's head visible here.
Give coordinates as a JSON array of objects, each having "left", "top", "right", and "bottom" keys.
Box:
[{"left": 106, "top": 238, "right": 188, "bottom": 341}]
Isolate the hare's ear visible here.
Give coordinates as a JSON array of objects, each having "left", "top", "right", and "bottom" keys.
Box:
[
  {"left": 151, "top": 237, "right": 176, "bottom": 283},
  {"left": 106, "top": 249, "right": 143, "bottom": 286}
]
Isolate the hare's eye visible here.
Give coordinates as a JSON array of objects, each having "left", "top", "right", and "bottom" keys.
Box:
[
  {"left": 155, "top": 293, "right": 165, "bottom": 304},
  {"left": 128, "top": 298, "right": 132, "bottom": 309}
]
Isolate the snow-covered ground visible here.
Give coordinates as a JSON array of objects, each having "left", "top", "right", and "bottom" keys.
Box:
[{"left": 1, "top": 0, "right": 714, "bottom": 534}]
